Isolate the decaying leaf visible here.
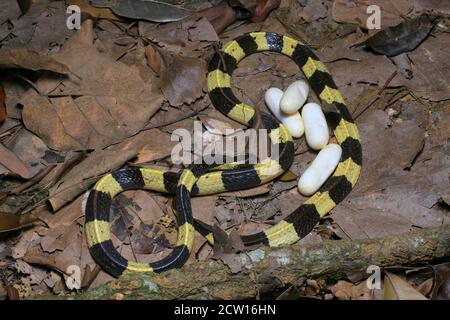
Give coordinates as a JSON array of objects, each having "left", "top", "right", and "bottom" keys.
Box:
[
  {"left": 48, "top": 149, "right": 137, "bottom": 211},
  {"left": 145, "top": 45, "right": 162, "bottom": 76},
  {"left": 0, "top": 143, "right": 32, "bottom": 179},
  {"left": 67, "top": 0, "right": 120, "bottom": 20},
  {"left": 159, "top": 48, "right": 207, "bottom": 106},
  {"left": 0, "top": 212, "right": 41, "bottom": 233},
  {"left": 332, "top": 110, "right": 449, "bottom": 239},
  {"left": 384, "top": 272, "right": 428, "bottom": 300},
  {"left": 362, "top": 15, "right": 436, "bottom": 57},
  {"left": 89, "top": 0, "right": 192, "bottom": 23},
  {"left": 329, "top": 280, "right": 372, "bottom": 300},
  {"left": 0, "top": 128, "right": 50, "bottom": 178},
  {"left": 0, "top": 48, "right": 71, "bottom": 73},
  {"left": 21, "top": 20, "right": 164, "bottom": 151},
  {"left": 431, "top": 263, "right": 450, "bottom": 300},
  {"left": 332, "top": 0, "right": 413, "bottom": 29},
  {"left": 279, "top": 170, "right": 298, "bottom": 182},
  {"left": 139, "top": 16, "right": 218, "bottom": 55}
]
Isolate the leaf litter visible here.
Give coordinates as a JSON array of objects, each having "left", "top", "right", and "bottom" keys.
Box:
[{"left": 0, "top": 0, "right": 449, "bottom": 299}]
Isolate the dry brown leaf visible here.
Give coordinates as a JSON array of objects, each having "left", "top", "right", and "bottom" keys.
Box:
[
  {"left": 48, "top": 149, "right": 137, "bottom": 211},
  {"left": 145, "top": 45, "right": 162, "bottom": 76},
  {"left": 414, "top": 0, "right": 450, "bottom": 15},
  {"left": 0, "top": 129, "right": 50, "bottom": 178},
  {"left": 400, "top": 33, "right": 450, "bottom": 101},
  {"left": 0, "top": 143, "right": 32, "bottom": 179},
  {"left": 139, "top": 17, "right": 218, "bottom": 54},
  {"left": 159, "top": 48, "right": 207, "bottom": 106},
  {"left": 332, "top": 110, "right": 449, "bottom": 239},
  {"left": 0, "top": 212, "right": 40, "bottom": 233},
  {"left": 332, "top": 0, "right": 413, "bottom": 29},
  {"left": 198, "top": 114, "right": 242, "bottom": 135},
  {"left": 279, "top": 170, "right": 298, "bottom": 182},
  {"left": 0, "top": 48, "right": 70, "bottom": 74},
  {"left": 24, "top": 224, "right": 84, "bottom": 276},
  {"left": 384, "top": 272, "right": 428, "bottom": 300},
  {"left": 431, "top": 263, "right": 450, "bottom": 300},
  {"left": 67, "top": 0, "right": 120, "bottom": 20},
  {"left": 329, "top": 280, "right": 372, "bottom": 300},
  {"left": 112, "top": 128, "right": 176, "bottom": 164},
  {"left": 38, "top": 195, "right": 85, "bottom": 229},
  {"left": 21, "top": 20, "right": 164, "bottom": 151}
]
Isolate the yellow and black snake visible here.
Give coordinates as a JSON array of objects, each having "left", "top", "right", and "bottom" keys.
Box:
[{"left": 85, "top": 32, "right": 362, "bottom": 277}]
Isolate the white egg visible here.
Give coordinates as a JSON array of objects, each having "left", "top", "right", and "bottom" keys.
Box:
[
  {"left": 298, "top": 144, "right": 342, "bottom": 196},
  {"left": 265, "top": 87, "right": 304, "bottom": 138},
  {"left": 302, "top": 102, "right": 329, "bottom": 150},
  {"left": 280, "top": 80, "right": 309, "bottom": 114}
]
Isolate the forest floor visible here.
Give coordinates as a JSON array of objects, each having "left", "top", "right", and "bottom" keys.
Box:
[{"left": 0, "top": 0, "right": 449, "bottom": 299}]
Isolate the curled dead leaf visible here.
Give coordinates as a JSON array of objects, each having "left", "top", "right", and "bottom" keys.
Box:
[
  {"left": 159, "top": 48, "right": 207, "bottom": 106},
  {"left": 362, "top": 15, "right": 436, "bottom": 57}
]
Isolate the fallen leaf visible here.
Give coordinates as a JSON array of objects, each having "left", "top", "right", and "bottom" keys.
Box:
[
  {"left": 431, "top": 263, "right": 450, "bottom": 300},
  {"left": 199, "top": 114, "right": 242, "bottom": 135},
  {"left": 0, "top": 143, "right": 32, "bottom": 178},
  {"left": 24, "top": 224, "right": 84, "bottom": 277},
  {"left": 416, "top": 278, "right": 434, "bottom": 297},
  {"left": 251, "top": 0, "right": 281, "bottom": 23},
  {"left": 145, "top": 45, "right": 161, "bottom": 76},
  {"left": 399, "top": 33, "right": 450, "bottom": 101},
  {"left": 112, "top": 128, "right": 176, "bottom": 164},
  {"left": 0, "top": 48, "right": 70, "bottom": 73},
  {"left": 414, "top": 0, "right": 450, "bottom": 15},
  {"left": 2, "top": 1, "right": 74, "bottom": 53},
  {"left": 38, "top": 195, "right": 85, "bottom": 229},
  {"left": 89, "top": 0, "right": 192, "bottom": 23},
  {"left": 21, "top": 20, "right": 164, "bottom": 151},
  {"left": 159, "top": 48, "right": 207, "bottom": 106},
  {"left": 219, "top": 184, "right": 271, "bottom": 198},
  {"left": 48, "top": 148, "right": 137, "bottom": 211},
  {"left": 0, "top": 128, "right": 50, "bottom": 178},
  {"left": 362, "top": 15, "right": 436, "bottom": 57},
  {"left": 332, "top": 0, "right": 413, "bottom": 29},
  {"left": 0, "top": 212, "right": 40, "bottom": 233},
  {"left": 17, "top": 0, "right": 32, "bottom": 15},
  {"left": 139, "top": 17, "right": 218, "bottom": 55},
  {"left": 279, "top": 170, "right": 298, "bottom": 182},
  {"left": 384, "top": 272, "right": 428, "bottom": 300},
  {"left": 332, "top": 110, "right": 449, "bottom": 239},
  {"left": 67, "top": 0, "right": 120, "bottom": 20},
  {"left": 329, "top": 280, "right": 372, "bottom": 300}
]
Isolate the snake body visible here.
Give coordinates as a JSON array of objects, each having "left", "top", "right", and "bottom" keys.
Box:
[{"left": 85, "top": 32, "right": 362, "bottom": 277}]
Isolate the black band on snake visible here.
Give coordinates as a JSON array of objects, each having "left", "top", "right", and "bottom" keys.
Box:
[{"left": 85, "top": 32, "right": 362, "bottom": 277}]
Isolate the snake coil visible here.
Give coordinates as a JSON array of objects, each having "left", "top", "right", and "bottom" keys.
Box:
[{"left": 85, "top": 32, "right": 362, "bottom": 277}]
